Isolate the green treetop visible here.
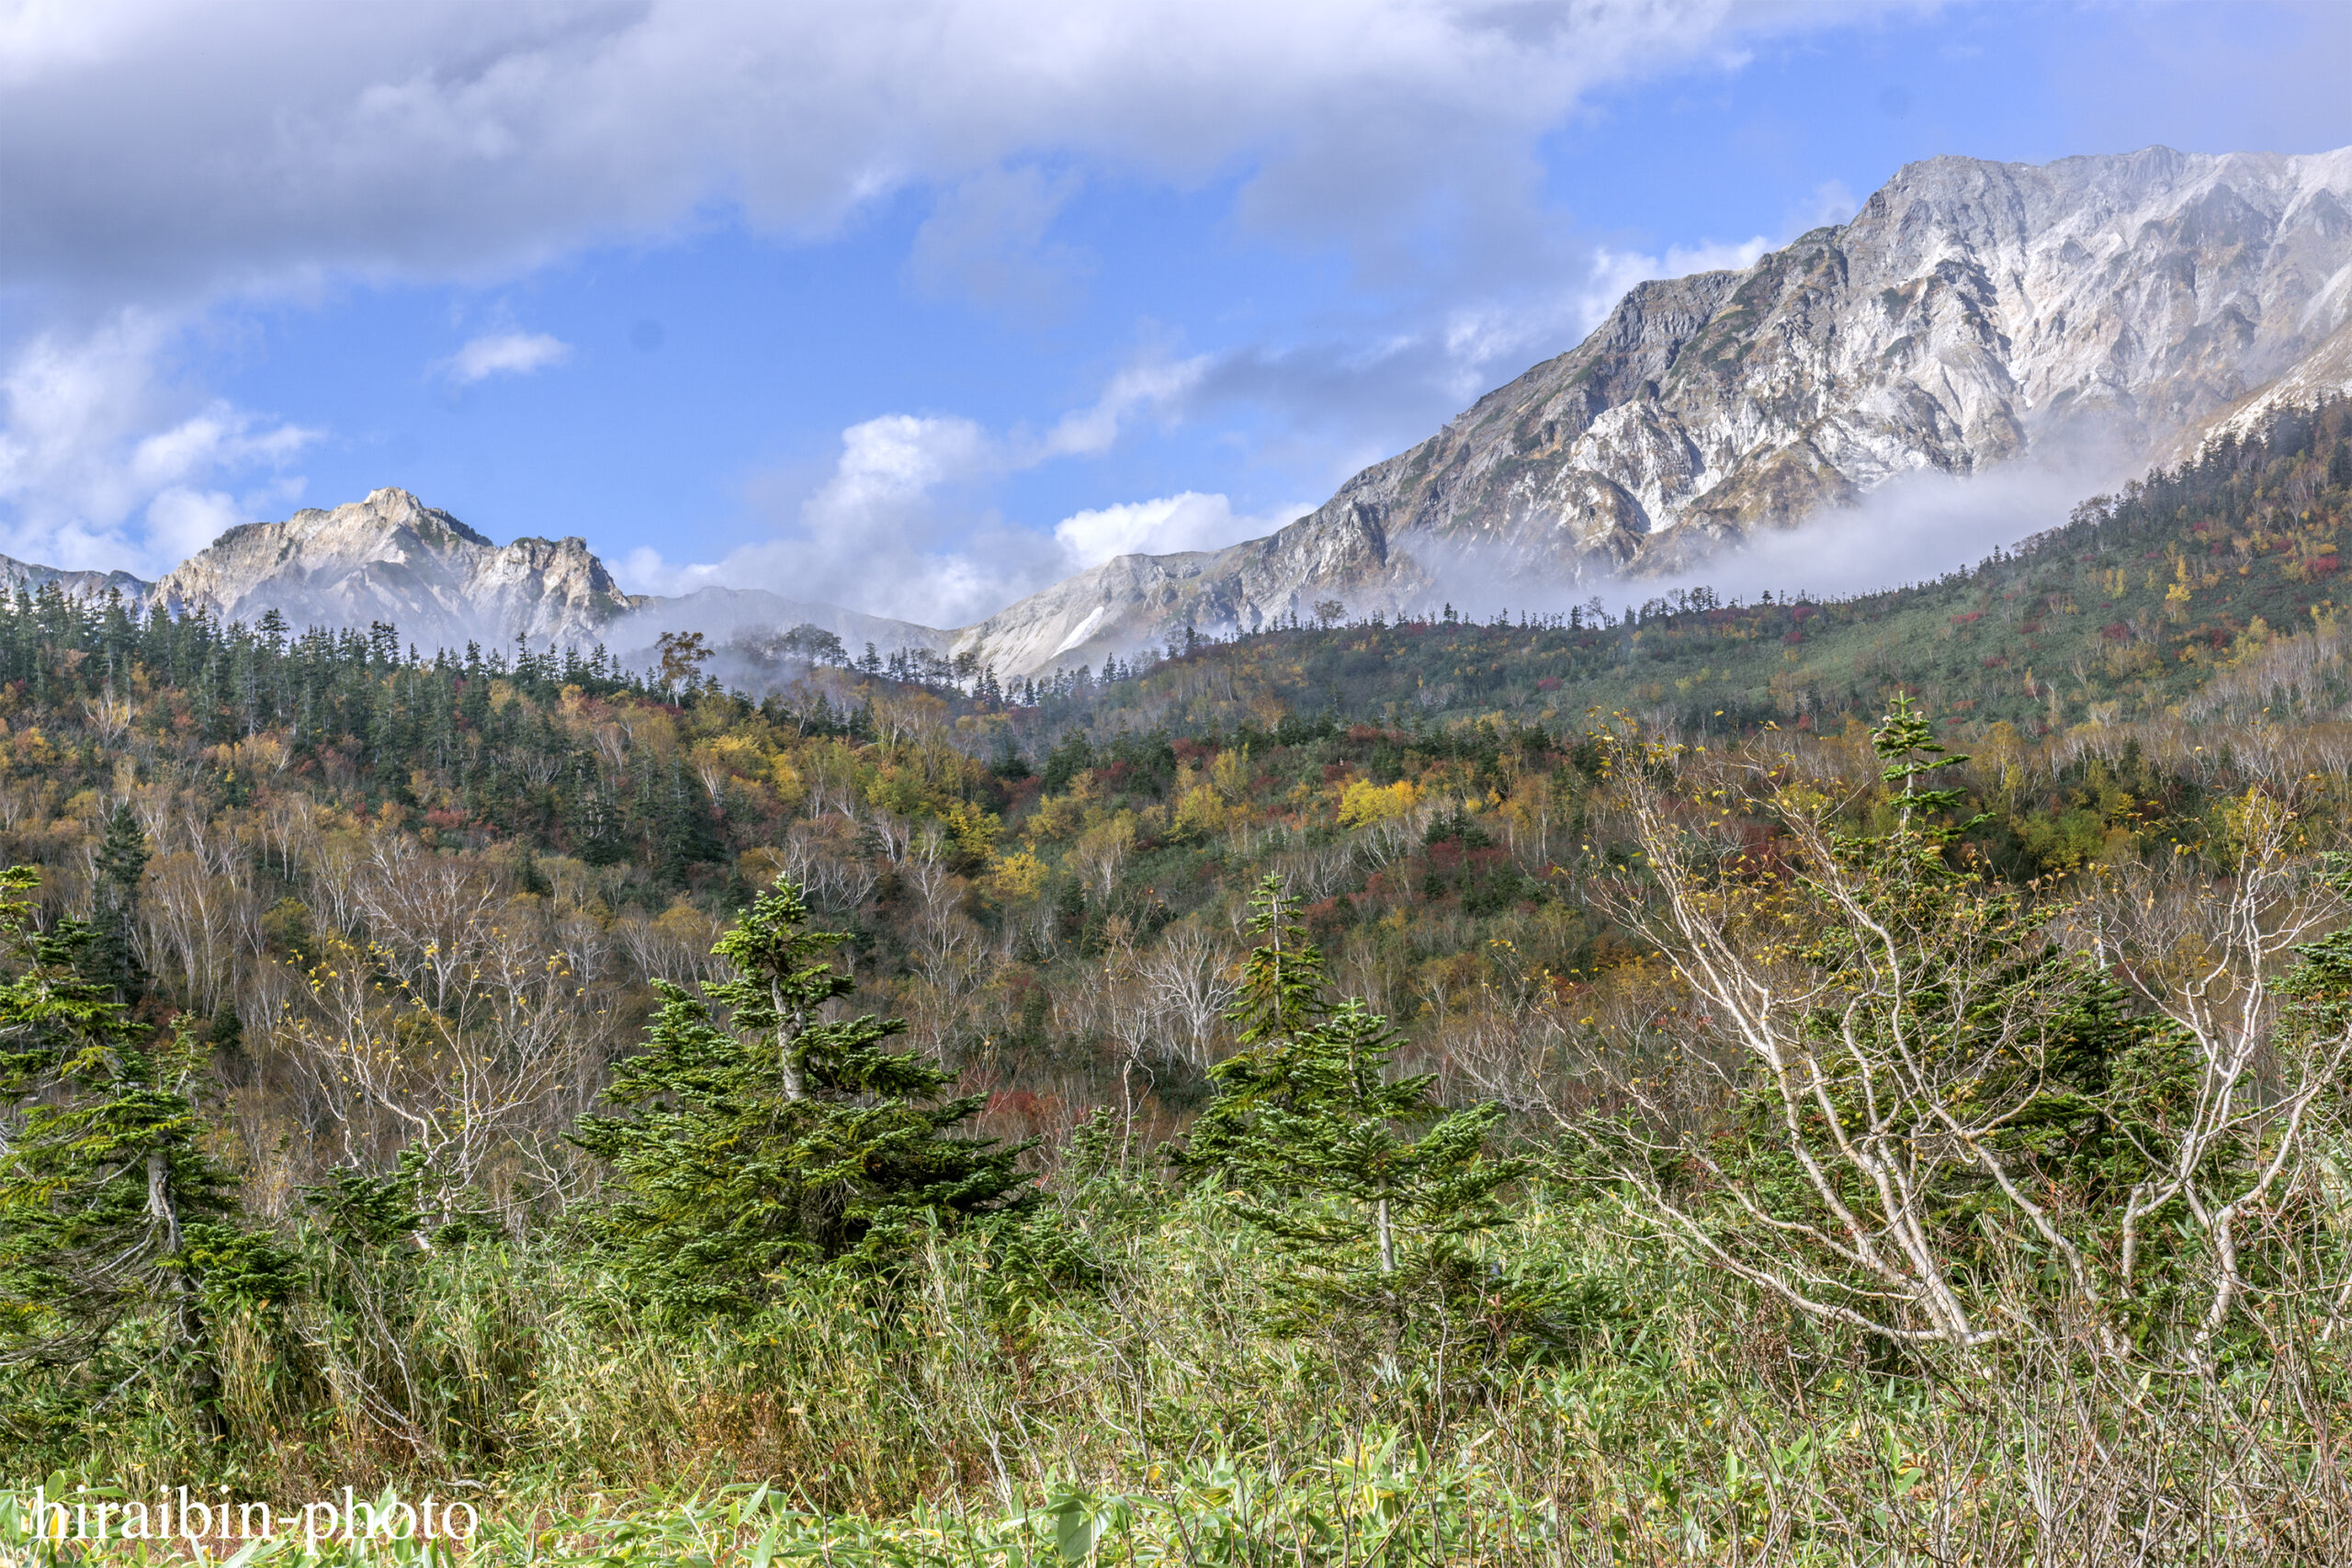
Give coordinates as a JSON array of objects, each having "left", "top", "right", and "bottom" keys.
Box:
[
  {"left": 1178, "top": 877, "right": 1519, "bottom": 1316},
  {"left": 1871, "top": 690, "right": 1984, "bottom": 843},
  {"left": 574, "top": 883, "right": 1036, "bottom": 1314},
  {"left": 0, "top": 865, "right": 277, "bottom": 1435},
  {"left": 1226, "top": 873, "right": 1329, "bottom": 1046}
]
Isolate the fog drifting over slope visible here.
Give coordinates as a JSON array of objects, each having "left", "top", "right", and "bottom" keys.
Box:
[
  {"left": 1384, "top": 438, "right": 2143, "bottom": 631},
  {"left": 1644, "top": 442, "right": 2143, "bottom": 612}
]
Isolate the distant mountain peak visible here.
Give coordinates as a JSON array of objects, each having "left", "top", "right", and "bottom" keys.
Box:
[
  {"left": 951, "top": 141, "right": 2352, "bottom": 673},
  {"left": 147, "top": 488, "right": 640, "bottom": 649},
  {"left": 274, "top": 487, "right": 498, "bottom": 549},
  {"left": 0, "top": 555, "right": 152, "bottom": 603},
  {"left": 0, "top": 488, "right": 953, "bottom": 680}
]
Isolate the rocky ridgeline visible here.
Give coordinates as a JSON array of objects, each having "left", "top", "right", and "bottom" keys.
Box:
[
  {"left": 6, "top": 145, "right": 2350, "bottom": 676},
  {"left": 0, "top": 489, "right": 941, "bottom": 669},
  {"left": 144, "top": 488, "right": 639, "bottom": 652},
  {"left": 952, "top": 144, "right": 2352, "bottom": 669}
]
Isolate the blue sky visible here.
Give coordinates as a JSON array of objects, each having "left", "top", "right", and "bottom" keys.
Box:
[{"left": 2, "top": 0, "right": 2347, "bottom": 626}]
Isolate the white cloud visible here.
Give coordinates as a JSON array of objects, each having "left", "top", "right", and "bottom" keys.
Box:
[
  {"left": 143, "top": 486, "right": 246, "bottom": 560},
  {"left": 618, "top": 370, "right": 1310, "bottom": 625},
  {"left": 808, "top": 414, "right": 994, "bottom": 522},
  {"left": 1052, "top": 491, "right": 1310, "bottom": 568},
  {"left": 1788, "top": 179, "right": 1858, "bottom": 233},
  {"left": 905, "top": 164, "right": 1091, "bottom": 318},
  {"left": 1617, "top": 439, "right": 2143, "bottom": 616},
  {"left": 0, "top": 1, "right": 1906, "bottom": 306},
  {"left": 0, "top": 312, "right": 316, "bottom": 570},
  {"left": 1039, "top": 355, "right": 1211, "bottom": 458},
  {"left": 438, "top": 330, "right": 571, "bottom": 386},
  {"left": 622, "top": 411, "right": 1053, "bottom": 627}
]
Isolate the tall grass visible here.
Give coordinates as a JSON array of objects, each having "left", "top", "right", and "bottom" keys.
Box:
[{"left": 7, "top": 1174, "right": 2350, "bottom": 1563}]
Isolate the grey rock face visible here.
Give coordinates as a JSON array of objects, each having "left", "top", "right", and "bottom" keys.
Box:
[
  {"left": 958, "top": 144, "right": 2352, "bottom": 673},
  {"left": 145, "top": 487, "right": 642, "bottom": 650},
  {"left": 950, "top": 516, "right": 1396, "bottom": 676},
  {"left": 45, "top": 489, "right": 949, "bottom": 670}
]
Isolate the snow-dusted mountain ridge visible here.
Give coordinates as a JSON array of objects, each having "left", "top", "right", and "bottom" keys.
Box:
[
  {"left": 952, "top": 143, "right": 2352, "bottom": 671},
  {"left": 6, "top": 145, "right": 2351, "bottom": 678},
  {"left": 146, "top": 489, "right": 638, "bottom": 651}
]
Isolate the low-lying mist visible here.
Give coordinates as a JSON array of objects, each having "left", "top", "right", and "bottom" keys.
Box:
[
  {"left": 1393, "top": 440, "right": 2141, "bottom": 630},
  {"left": 578, "top": 438, "right": 2146, "bottom": 689},
  {"left": 1644, "top": 443, "right": 2138, "bottom": 610}
]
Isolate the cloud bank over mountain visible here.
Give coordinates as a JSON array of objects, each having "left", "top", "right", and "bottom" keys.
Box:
[
  {"left": 0, "top": 0, "right": 1904, "bottom": 578},
  {"left": 619, "top": 406, "right": 1309, "bottom": 630},
  {"left": 0, "top": 2, "right": 1892, "bottom": 302}
]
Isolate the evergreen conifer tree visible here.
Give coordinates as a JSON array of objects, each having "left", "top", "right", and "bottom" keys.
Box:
[
  {"left": 653, "top": 756, "right": 724, "bottom": 886},
  {"left": 1178, "top": 877, "right": 1519, "bottom": 1319},
  {"left": 0, "top": 867, "right": 283, "bottom": 1432},
  {"left": 89, "top": 801, "right": 148, "bottom": 1004},
  {"left": 573, "top": 883, "right": 1035, "bottom": 1314}
]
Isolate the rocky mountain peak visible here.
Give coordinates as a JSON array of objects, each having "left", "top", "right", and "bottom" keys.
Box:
[
  {"left": 0, "top": 486, "right": 942, "bottom": 680},
  {"left": 276, "top": 487, "right": 497, "bottom": 549},
  {"left": 147, "top": 488, "right": 641, "bottom": 649},
  {"left": 950, "top": 142, "right": 2352, "bottom": 673}
]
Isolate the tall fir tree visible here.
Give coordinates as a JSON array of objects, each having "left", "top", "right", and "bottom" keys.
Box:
[
  {"left": 89, "top": 801, "right": 149, "bottom": 1005},
  {"left": 573, "top": 883, "right": 1036, "bottom": 1314},
  {"left": 1178, "top": 877, "right": 1519, "bottom": 1320},
  {"left": 0, "top": 867, "right": 283, "bottom": 1435}
]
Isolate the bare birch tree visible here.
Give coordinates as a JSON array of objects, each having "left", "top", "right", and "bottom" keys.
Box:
[
  {"left": 1143, "top": 925, "right": 1237, "bottom": 1071},
  {"left": 2073, "top": 786, "right": 2352, "bottom": 1352},
  {"left": 1581, "top": 702, "right": 2349, "bottom": 1366}
]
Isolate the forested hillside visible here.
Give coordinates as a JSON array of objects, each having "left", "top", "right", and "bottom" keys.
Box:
[{"left": 5, "top": 407, "right": 2352, "bottom": 1562}]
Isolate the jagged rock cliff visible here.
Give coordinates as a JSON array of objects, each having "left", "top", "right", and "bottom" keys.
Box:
[
  {"left": 949, "top": 523, "right": 1392, "bottom": 677},
  {"left": 956, "top": 143, "right": 2352, "bottom": 672},
  {"left": 146, "top": 488, "right": 642, "bottom": 650}
]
